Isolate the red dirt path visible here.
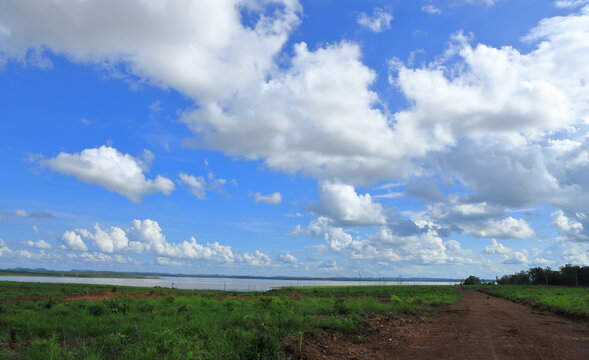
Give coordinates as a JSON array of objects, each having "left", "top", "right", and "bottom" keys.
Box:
[{"left": 284, "top": 288, "right": 589, "bottom": 359}]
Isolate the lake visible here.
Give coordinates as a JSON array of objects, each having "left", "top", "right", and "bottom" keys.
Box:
[{"left": 0, "top": 276, "right": 457, "bottom": 291}]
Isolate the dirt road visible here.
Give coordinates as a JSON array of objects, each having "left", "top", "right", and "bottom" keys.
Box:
[{"left": 285, "top": 288, "right": 589, "bottom": 359}]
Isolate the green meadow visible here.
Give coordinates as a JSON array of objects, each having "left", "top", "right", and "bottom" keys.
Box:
[
  {"left": 0, "top": 282, "right": 459, "bottom": 359},
  {"left": 470, "top": 285, "right": 589, "bottom": 317}
]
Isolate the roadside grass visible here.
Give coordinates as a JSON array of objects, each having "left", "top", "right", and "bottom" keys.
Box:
[
  {"left": 469, "top": 285, "right": 589, "bottom": 318},
  {"left": 0, "top": 282, "right": 459, "bottom": 359}
]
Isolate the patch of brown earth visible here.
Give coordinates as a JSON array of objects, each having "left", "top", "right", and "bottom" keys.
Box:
[
  {"left": 0, "top": 295, "right": 51, "bottom": 303},
  {"left": 284, "top": 288, "right": 589, "bottom": 359},
  {"left": 63, "top": 292, "right": 118, "bottom": 301}
]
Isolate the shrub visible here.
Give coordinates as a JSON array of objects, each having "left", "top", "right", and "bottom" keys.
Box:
[{"left": 87, "top": 303, "right": 107, "bottom": 316}]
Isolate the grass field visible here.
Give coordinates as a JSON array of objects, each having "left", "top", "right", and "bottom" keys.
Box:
[
  {"left": 0, "top": 282, "right": 459, "bottom": 359},
  {"left": 469, "top": 285, "right": 589, "bottom": 318}
]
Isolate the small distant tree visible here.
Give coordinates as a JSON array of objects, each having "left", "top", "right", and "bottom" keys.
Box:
[{"left": 463, "top": 275, "right": 481, "bottom": 285}]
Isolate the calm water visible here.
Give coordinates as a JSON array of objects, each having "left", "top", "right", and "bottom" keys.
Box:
[{"left": 0, "top": 276, "right": 456, "bottom": 291}]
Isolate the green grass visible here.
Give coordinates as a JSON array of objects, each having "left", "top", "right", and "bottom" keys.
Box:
[
  {"left": 0, "top": 282, "right": 459, "bottom": 359},
  {"left": 468, "top": 285, "right": 589, "bottom": 317}
]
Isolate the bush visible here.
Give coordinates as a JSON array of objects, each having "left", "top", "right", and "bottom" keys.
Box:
[{"left": 87, "top": 303, "right": 107, "bottom": 316}]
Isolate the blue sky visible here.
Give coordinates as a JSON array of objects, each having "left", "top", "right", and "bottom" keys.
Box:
[{"left": 1, "top": 0, "right": 589, "bottom": 278}]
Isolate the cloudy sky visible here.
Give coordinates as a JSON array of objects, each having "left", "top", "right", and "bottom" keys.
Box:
[{"left": 1, "top": 0, "right": 589, "bottom": 278}]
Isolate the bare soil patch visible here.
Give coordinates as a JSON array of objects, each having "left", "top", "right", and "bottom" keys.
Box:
[{"left": 284, "top": 288, "right": 589, "bottom": 359}]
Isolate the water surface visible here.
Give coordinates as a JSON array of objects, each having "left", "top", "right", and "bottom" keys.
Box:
[{"left": 0, "top": 276, "right": 456, "bottom": 291}]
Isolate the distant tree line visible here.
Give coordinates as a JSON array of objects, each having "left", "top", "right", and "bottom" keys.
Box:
[{"left": 497, "top": 264, "right": 589, "bottom": 287}]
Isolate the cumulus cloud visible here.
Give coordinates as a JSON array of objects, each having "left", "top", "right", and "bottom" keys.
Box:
[
  {"left": 178, "top": 173, "right": 207, "bottom": 199},
  {"left": 178, "top": 172, "right": 226, "bottom": 200},
  {"left": 317, "top": 260, "right": 343, "bottom": 272},
  {"left": 239, "top": 250, "right": 272, "bottom": 266},
  {"left": 484, "top": 239, "right": 513, "bottom": 255},
  {"left": 484, "top": 239, "right": 529, "bottom": 264},
  {"left": 0, "top": 0, "right": 301, "bottom": 100},
  {"left": 60, "top": 230, "right": 88, "bottom": 251},
  {"left": 277, "top": 252, "right": 298, "bottom": 266},
  {"left": 75, "top": 224, "right": 144, "bottom": 254},
  {"left": 254, "top": 192, "right": 282, "bottom": 205},
  {"left": 45, "top": 146, "right": 174, "bottom": 203},
  {"left": 23, "top": 239, "right": 52, "bottom": 249},
  {"left": 294, "top": 217, "right": 474, "bottom": 265},
  {"left": 308, "top": 181, "right": 385, "bottom": 226},
  {"left": 64, "top": 218, "right": 273, "bottom": 266},
  {"left": 466, "top": 217, "right": 535, "bottom": 239},
  {"left": 156, "top": 257, "right": 185, "bottom": 267},
  {"left": 551, "top": 209, "right": 589, "bottom": 242},
  {"left": 180, "top": 38, "right": 404, "bottom": 185},
  {"left": 357, "top": 8, "right": 393, "bottom": 33},
  {"left": 0, "top": 238, "right": 11, "bottom": 256},
  {"left": 17, "top": 250, "right": 35, "bottom": 259}
]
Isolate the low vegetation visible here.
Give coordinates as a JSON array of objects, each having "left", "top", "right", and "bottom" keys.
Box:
[
  {"left": 0, "top": 282, "right": 459, "bottom": 359},
  {"left": 469, "top": 285, "right": 589, "bottom": 319}
]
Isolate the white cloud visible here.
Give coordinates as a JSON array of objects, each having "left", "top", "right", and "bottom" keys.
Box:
[
  {"left": 357, "top": 8, "right": 393, "bottom": 33},
  {"left": 560, "top": 242, "right": 589, "bottom": 264},
  {"left": 254, "top": 192, "right": 282, "bottom": 205},
  {"left": 14, "top": 209, "right": 27, "bottom": 217},
  {"left": 181, "top": 40, "right": 404, "bottom": 185},
  {"left": 284, "top": 212, "right": 304, "bottom": 218},
  {"left": 61, "top": 230, "right": 88, "bottom": 251},
  {"left": 65, "top": 218, "right": 273, "bottom": 266},
  {"left": 308, "top": 181, "right": 386, "bottom": 226},
  {"left": 45, "top": 146, "right": 174, "bottom": 203},
  {"left": 0, "top": 0, "right": 302, "bottom": 101},
  {"left": 551, "top": 209, "right": 589, "bottom": 242},
  {"left": 31, "top": 225, "right": 39, "bottom": 234},
  {"left": 466, "top": 217, "right": 535, "bottom": 239},
  {"left": 294, "top": 216, "right": 367, "bottom": 254},
  {"left": 12, "top": 209, "right": 53, "bottom": 218},
  {"left": 178, "top": 172, "right": 227, "bottom": 200},
  {"left": 238, "top": 250, "right": 272, "bottom": 266},
  {"left": 23, "top": 239, "right": 52, "bottom": 249},
  {"left": 80, "top": 251, "right": 112, "bottom": 263},
  {"left": 178, "top": 173, "right": 207, "bottom": 199},
  {"left": 484, "top": 239, "right": 529, "bottom": 264},
  {"left": 294, "top": 216, "right": 474, "bottom": 265},
  {"left": 422, "top": 5, "right": 441, "bottom": 14},
  {"left": 0, "top": 238, "right": 11, "bottom": 257},
  {"left": 76, "top": 224, "right": 144, "bottom": 254},
  {"left": 555, "top": 0, "right": 589, "bottom": 8},
  {"left": 317, "top": 260, "right": 343, "bottom": 272},
  {"left": 156, "top": 257, "right": 185, "bottom": 267},
  {"left": 277, "top": 252, "right": 298, "bottom": 266},
  {"left": 484, "top": 239, "right": 512, "bottom": 255}
]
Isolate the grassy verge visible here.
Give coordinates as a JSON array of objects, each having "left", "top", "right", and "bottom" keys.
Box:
[
  {"left": 468, "top": 285, "right": 589, "bottom": 320},
  {"left": 0, "top": 282, "right": 459, "bottom": 359}
]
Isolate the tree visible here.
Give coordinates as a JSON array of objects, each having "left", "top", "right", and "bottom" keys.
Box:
[{"left": 463, "top": 275, "right": 481, "bottom": 285}]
